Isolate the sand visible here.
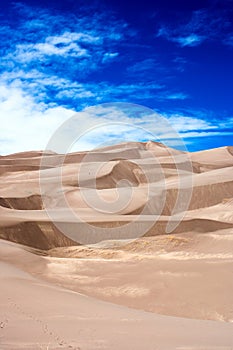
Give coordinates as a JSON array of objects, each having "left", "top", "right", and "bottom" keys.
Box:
[{"left": 0, "top": 141, "right": 233, "bottom": 349}]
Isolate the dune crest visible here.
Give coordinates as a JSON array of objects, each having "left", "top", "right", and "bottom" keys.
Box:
[{"left": 0, "top": 141, "right": 233, "bottom": 348}]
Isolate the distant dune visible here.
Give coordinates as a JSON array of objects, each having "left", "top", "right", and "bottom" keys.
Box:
[{"left": 0, "top": 141, "right": 233, "bottom": 349}]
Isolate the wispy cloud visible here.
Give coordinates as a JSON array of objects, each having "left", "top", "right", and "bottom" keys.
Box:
[
  {"left": 0, "top": 84, "right": 230, "bottom": 155},
  {"left": 59, "top": 104, "right": 229, "bottom": 153},
  {"left": 172, "top": 57, "right": 187, "bottom": 72},
  {"left": 0, "top": 3, "right": 126, "bottom": 108},
  {"left": 0, "top": 2, "right": 232, "bottom": 155},
  {"left": 224, "top": 34, "right": 233, "bottom": 47},
  {"left": 158, "top": 27, "right": 205, "bottom": 47},
  {"left": 175, "top": 34, "right": 204, "bottom": 47},
  {"left": 127, "top": 59, "right": 160, "bottom": 74},
  {"left": 157, "top": 9, "right": 231, "bottom": 47},
  {"left": 1, "top": 3, "right": 186, "bottom": 109},
  {"left": 0, "top": 1, "right": 194, "bottom": 115},
  {"left": 158, "top": 92, "right": 189, "bottom": 100},
  {"left": 102, "top": 52, "right": 119, "bottom": 63},
  {"left": 1, "top": 4, "right": 126, "bottom": 67},
  {"left": 1, "top": 6, "right": 124, "bottom": 71},
  {"left": 0, "top": 68, "right": 167, "bottom": 108},
  {"left": 168, "top": 114, "right": 216, "bottom": 132},
  {"left": 0, "top": 83, "right": 74, "bottom": 155}
]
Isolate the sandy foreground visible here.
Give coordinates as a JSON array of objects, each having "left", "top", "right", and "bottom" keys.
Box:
[{"left": 0, "top": 141, "right": 233, "bottom": 349}]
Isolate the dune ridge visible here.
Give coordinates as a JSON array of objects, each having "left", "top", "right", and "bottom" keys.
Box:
[
  {"left": 0, "top": 141, "right": 233, "bottom": 349},
  {"left": 0, "top": 141, "right": 232, "bottom": 248}
]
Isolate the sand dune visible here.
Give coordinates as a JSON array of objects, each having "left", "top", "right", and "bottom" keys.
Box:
[{"left": 0, "top": 141, "right": 233, "bottom": 348}]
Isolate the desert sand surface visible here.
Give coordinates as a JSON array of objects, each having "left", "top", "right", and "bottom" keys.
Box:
[{"left": 0, "top": 141, "right": 233, "bottom": 349}]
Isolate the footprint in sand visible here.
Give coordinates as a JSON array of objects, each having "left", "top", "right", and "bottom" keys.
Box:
[
  {"left": 7, "top": 298, "right": 78, "bottom": 349},
  {"left": 0, "top": 319, "right": 8, "bottom": 329}
]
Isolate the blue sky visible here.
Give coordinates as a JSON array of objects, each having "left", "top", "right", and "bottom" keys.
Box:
[{"left": 0, "top": 0, "right": 233, "bottom": 154}]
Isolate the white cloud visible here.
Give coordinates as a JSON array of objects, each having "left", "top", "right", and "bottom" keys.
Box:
[
  {"left": 157, "top": 9, "right": 227, "bottom": 47},
  {"left": 1, "top": 3, "right": 126, "bottom": 77},
  {"left": 159, "top": 92, "right": 189, "bottom": 100},
  {"left": 0, "top": 3, "right": 232, "bottom": 155},
  {"left": 158, "top": 27, "right": 205, "bottom": 47},
  {"left": 0, "top": 84, "right": 74, "bottom": 155},
  {"left": 0, "top": 86, "right": 231, "bottom": 155},
  {"left": 13, "top": 31, "right": 103, "bottom": 62},
  {"left": 168, "top": 115, "right": 216, "bottom": 132},
  {"left": 127, "top": 59, "right": 160, "bottom": 74},
  {"left": 47, "top": 32, "right": 102, "bottom": 45},
  {"left": 175, "top": 34, "right": 204, "bottom": 47},
  {"left": 12, "top": 39, "right": 89, "bottom": 63},
  {"left": 102, "top": 52, "right": 119, "bottom": 63},
  {"left": 0, "top": 2, "right": 192, "bottom": 113}
]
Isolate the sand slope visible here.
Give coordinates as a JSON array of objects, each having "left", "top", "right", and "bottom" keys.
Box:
[
  {"left": 1, "top": 240, "right": 233, "bottom": 350},
  {"left": 0, "top": 141, "right": 233, "bottom": 348}
]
